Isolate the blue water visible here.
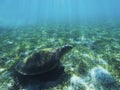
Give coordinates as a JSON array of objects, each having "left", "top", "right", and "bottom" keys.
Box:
[{"left": 0, "top": 0, "right": 120, "bottom": 26}]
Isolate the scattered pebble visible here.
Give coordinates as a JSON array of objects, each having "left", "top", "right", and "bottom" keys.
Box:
[
  {"left": 0, "top": 68, "right": 5, "bottom": 72},
  {"left": 7, "top": 41, "right": 13, "bottom": 44}
]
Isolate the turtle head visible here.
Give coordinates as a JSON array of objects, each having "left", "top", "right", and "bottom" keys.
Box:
[{"left": 59, "top": 45, "right": 73, "bottom": 58}]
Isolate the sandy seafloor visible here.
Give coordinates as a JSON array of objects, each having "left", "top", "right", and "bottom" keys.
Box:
[{"left": 0, "top": 23, "right": 120, "bottom": 90}]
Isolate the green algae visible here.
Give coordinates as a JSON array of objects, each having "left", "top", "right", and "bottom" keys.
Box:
[{"left": 0, "top": 23, "right": 120, "bottom": 90}]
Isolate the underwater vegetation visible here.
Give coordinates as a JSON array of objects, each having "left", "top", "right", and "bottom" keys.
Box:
[{"left": 0, "top": 23, "right": 120, "bottom": 90}]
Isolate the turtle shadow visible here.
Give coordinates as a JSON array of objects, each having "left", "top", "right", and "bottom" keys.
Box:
[{"left": 12, "top": 65, "right": 70, "bottom": 90}]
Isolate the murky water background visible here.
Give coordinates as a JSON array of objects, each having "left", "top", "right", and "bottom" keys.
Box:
[{"left": 0, "top": 0, "right": 120, "bottom": 26}]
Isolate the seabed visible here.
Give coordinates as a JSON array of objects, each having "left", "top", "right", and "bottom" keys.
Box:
[{"left": 0, "top": 23, "right": 120, "bottom": 90}]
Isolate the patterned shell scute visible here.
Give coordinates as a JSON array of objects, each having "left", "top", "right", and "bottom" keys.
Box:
[{"left": 15, "top": 48, "right": 60, "bottom": 75}]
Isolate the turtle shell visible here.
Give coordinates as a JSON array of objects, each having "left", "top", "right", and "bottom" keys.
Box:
[{"left": 15, "top": 45, "right": 72, "bottom": 75}]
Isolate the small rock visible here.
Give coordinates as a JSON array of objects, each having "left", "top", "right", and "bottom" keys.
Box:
[
  {"left": 90, "top": 67, "right": 116, "bottom": 86},
  {"left": 7, "top": 41, "right": 13, "bottom": 44},
  {"left": 70, "top": 74, "right": 86, "bottom": 90},
  {"left": 0, "top": 68, "right": 5, "bottom": 72}
]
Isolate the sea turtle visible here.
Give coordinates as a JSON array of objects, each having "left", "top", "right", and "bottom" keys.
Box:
[{"left": 15, "top": 45, "right": 73, "bottom": 75}]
